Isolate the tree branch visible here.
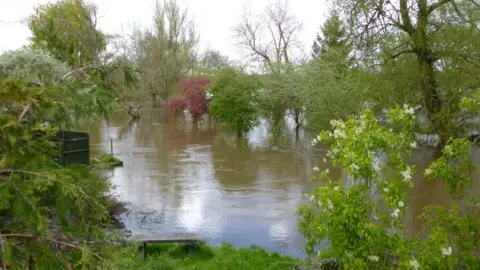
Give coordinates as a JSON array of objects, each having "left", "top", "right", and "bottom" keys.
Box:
[
  {"left": 0, "top": 234, "right": 104, "bottom": 261},
  {"left": 0, "top": 170, "right": 53, "bottom": 179},
  {"left": 428, "top": 0, "right": 452, "bottom": 15},
  {"left": 400, "top": 0, "right": 415, "bottom": 35}
]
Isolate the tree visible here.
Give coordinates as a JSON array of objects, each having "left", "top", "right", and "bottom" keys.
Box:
[
  {"left": 193, "top": 49, "right": 231, "bottom": 76},
  {"left": 233, "top": 0, "right": 302, "bottom": 71},
  {"left": 141, "top": 0, "right": 198, "bottom": 101},
  {"left": 311, "top": 11, "right": 350, "bottom": 63},
  {"left": 208, "top": 68, "right": 260, "bottom": 137},
  {"left": 0, "top": 49, "right": 122, "bottom": 268},
  {"left": 333, "top": 0, "right": 480, "bottom": 146},
  {"left": 0, "top": 48, "right": 123, "bottom": 125},
  {"left": 28, "top": 0, "right": 106, "bottom": 67},
  {"left": 109, "top": 27, "right": 151, "bottom": 119},
  {"left": 233, "top": 0, "right": 304, "bottom": 134},
  {"left": 166, "top": 77, "right": 210, "bottom": 124}
]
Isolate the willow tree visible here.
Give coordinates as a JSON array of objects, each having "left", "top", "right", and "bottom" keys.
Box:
[
  {"left": 28, "top": 0, "right": 106, "bottom": 68},
  {"left": 333, "top": 0, "right": 480, "bottom": 146}
]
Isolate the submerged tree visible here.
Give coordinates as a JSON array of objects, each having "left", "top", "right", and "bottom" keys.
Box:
[
  {"left": 234, "top": 0, "right": 304, "bottom": 134},
  {"left": 165, "top": 77, "right": 210, "bottom": 124},
  {"left": 208, "top": 68, "right": 260, "bottom": 137},
  {"left": 140, "top": 0, "right": 198, "bottom": 101}
]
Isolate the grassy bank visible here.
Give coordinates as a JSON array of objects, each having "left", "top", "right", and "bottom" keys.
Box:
[{"left": 116, "top": 242, "right": 299, "bottom": 270}]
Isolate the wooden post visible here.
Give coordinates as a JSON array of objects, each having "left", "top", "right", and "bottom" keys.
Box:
[{"left": 143, "top": 242, "right": 147, "bottom": 259}]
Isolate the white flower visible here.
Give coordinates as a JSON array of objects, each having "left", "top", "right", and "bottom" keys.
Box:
[
  {"left": 311, "top": 138, "right": 318, "bottom": 146},
  {"left": 373, "top": 215, "right": 378, "bottom": 220},
  {"left": 323, "top": 157, "right": 327, "bottom": 163},
  {"left": 350, "top": 163, "right": 360, "bottom": 171},
  {"left": 403, "top": 104, "right": 415, "bottom": 115},
  {"left": 401, "top": 167, "right": 412, "bottom": 182},
  {"left": 334, "top": 186, "right": 339, "bottom": 191},
  {"left": 425, "top": 168, "right": 432, "bottom": 176},
  {"left": 441, "top": 246, "right": 452, "bottom": 257},
  {"left": 398, "top": 201, "right": 404, "bottom": 207},
  {"left": 317, "top": 200, "right": 322, "bottom": 207},
  {"left": 355, "top": 126, "right": 363, "bottom": 134},
  {"left": 345, "top": 250, "right": 353, "bottom": 258},
  {"left": 317, "top": 135, "right": 321, "bottom": 141},
  {"left": 367, "top": 255, "right": 379, "bottom": 262},
  {"left": 325, "top": 169, "right": 330, "bottom": 174},
  {"left": 410, "top": 141, "right": 417, "bottom": 148},
  {"left": 309, "top": 195, "right": 315, "bottom": 202},
  {"left": 391, "top": 208, "right": 400, "bottom": 218},
  {"left": 327, "top": 199, "right": 334, "bottom": 210},
  {"left": 333, "top": 129, "right": 346, "bottom": 139},
  {"left": 327, "top": 131, "right": 333, "bottom": 137},
  {"left": 313, "top": 166, "right": 320, "bottom": 172},
  {"left": 409, "top": 259, "right": 420, "bottom": 270},
  {"left": 383, "top": 188, "right": 390, "bottom": 193}
]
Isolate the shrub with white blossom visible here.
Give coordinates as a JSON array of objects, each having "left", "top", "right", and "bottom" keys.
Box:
[{"left": 297, "top": 104, "right": 480, "bottom": 269}]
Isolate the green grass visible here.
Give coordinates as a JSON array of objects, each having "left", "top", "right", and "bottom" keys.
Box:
[
  {"left": 117, "top": 242, "right": 300, "bottom": 270},
  {"left": 91, "top": 152, "right": 122, "bottom": 165}
]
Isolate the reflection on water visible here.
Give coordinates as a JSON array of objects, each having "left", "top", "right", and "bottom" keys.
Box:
[
  {"left": 81, "top": 107, "right": 321, "bottom": 258},
  {"left": 79, "top": 107, "right": 479, "bottom": 258}
]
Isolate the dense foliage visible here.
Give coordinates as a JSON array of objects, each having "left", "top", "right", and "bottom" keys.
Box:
[
  {"left": 208, "top": 68, "right": 260, "bottom": 137},
  {"left": 0, "top": 75, "right": 121, "bottom": 268},
  {"left": 298, "top": 104, "right": 480, "bottom": 269}
]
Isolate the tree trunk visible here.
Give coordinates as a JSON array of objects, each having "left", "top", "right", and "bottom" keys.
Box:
[
  {"left": 414, "top": 1, "right": 450, "bottom": 147},
  {"left": 122, "top": 104, "right": 141, "bottom": 119}
]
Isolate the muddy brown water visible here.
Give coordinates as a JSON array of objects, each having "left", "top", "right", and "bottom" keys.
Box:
[{"left": 79, "top": 107, "right": 480, "bottom": 258}]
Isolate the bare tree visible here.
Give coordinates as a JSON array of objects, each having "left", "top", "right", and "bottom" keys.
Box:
[{"left": 233, "top": 0, "right": 303, "bottom": 71}]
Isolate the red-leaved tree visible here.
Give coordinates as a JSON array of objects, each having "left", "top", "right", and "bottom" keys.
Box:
[
  {"left": 165, "top": 97, "right": 186, "bottom": 119},
  {"left": 165, "top": 77, "right": 210, "bottom": 123}
]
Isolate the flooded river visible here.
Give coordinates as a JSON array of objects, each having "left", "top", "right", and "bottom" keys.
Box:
[{"left": 80, "top": 106, "right": 480, "bottom": 258}]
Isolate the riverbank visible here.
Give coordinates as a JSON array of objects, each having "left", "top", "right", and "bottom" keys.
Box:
[{"left": 118, "top": 242, "right": 300, "bottom": 269}]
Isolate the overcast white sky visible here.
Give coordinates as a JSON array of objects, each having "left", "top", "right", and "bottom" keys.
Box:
[{"left": 0, "top": 0, "right": 329, "bottom": 61}]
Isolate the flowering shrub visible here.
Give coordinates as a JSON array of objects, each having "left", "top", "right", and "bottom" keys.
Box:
[{"left": 297, "top": 104, "right": 480, "bottom": 269}]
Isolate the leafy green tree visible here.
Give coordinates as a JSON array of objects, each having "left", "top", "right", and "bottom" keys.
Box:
[
  {"left": 208, "top": 68, "right": 260, "bottom": 137},
  {"left": 137, "top": 0, "right": 198, "bottom": 101},
  {"left": 28, "top": 0, "right": 106, "bottom": 68},
  {"left": 333, "top": 0, "right": 480, "bottom": 146},
  {"left": 311, "top": 12, "right": 349, "bottom": 62}
]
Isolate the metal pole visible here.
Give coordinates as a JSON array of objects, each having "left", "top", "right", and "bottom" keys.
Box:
[{"left": 110, "top": 139, "right": 113, "bottom": 156}]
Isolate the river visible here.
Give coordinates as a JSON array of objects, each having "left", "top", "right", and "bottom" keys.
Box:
[{"left": 80, "top": 106, "right": 480, "bottom": 258}]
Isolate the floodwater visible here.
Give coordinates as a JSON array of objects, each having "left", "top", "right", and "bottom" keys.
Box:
[{"left": 80, "top": 106, "right": 480, "bottom": 258}]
